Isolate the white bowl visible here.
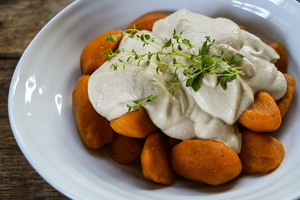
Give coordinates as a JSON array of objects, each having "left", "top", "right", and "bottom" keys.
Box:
[{"left": 8, "top": 0, "right": 300, "bottom": 199}]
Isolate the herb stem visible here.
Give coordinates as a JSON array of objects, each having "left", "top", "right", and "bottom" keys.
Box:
[{"left": 104, "top": 28, "right": 244, "bottom": 111}]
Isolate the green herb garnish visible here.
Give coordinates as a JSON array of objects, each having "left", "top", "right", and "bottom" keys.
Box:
[{"left": 104, "top": 28, "right": 244, "bottom": 112}]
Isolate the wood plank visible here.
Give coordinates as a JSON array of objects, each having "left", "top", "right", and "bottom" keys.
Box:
[{"left": 0, "top": 0, "right": 74, "bottom": 58}]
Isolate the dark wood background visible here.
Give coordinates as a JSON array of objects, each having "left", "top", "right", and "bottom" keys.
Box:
[{"left": 0, "top": 0, "right": 73, "bottom": 199}]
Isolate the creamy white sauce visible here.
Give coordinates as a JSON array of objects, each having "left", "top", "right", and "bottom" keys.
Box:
[{"left": 88, "top": 9, "right": 287, "bottom": 153}]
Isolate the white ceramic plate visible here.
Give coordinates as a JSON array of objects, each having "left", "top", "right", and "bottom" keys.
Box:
[{"left": 8, "top": 0, "right": 300, "bottom": 199}]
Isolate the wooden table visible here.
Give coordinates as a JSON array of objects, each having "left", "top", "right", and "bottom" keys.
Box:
[{"left": 0, "top": 1, "right": 73, "bottom": 199}]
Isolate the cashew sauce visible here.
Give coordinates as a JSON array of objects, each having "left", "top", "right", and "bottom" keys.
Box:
[{"left": 88, "top": 9, "right": 287, "bottom": 153}]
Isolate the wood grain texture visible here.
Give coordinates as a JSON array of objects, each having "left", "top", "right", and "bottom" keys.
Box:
[
  {"left": 0, "top": 0, "right": 73, "bottom": 199},
  {"left": 0, "top": 0, "right": 74, "bottom": 58}
]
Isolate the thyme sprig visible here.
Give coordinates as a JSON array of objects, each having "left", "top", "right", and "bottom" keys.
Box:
[{"left": 104, "top": 28, "right": 244, "bottom": 112}]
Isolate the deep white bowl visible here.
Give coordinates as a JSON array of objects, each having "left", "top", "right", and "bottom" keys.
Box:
[{"left": 8, "top": 0, "right": 300, "bottom": 199}]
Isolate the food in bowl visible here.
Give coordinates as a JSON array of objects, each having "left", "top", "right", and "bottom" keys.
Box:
[{"left": 72, "top": 9, "right": 295, "bottom": 186}]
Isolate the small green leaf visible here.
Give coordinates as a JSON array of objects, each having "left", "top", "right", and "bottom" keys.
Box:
[
  {"left": 190, "top": 54, "right": 195, "bottom": 60},
  {"left": 182, "top": 39, "right": 190, "bottom": 48},
  {"left": 146, "top": 52, "right": 152, "bottom": 66},
  {"left": 174, "top": 67, "right": 179, "bottom": 80},
  {"left": 113, "top": 64, "right": 118, "bottom": 71},
  {"left": 173, "top": 29, "right": 177, "bottom": 36},
  {"left": 145, "top": 34, "right": 150, "bottom": 40},
  {"left": 156, "top": 53, "right": 160, "bottom": 62},
  {"left": 136, "top": 59, "right": 141, "bottom": 66},
  {"left": 171, "top": 43, "right": 176, "bottom": 53},
  {"left": 165, "top": 80, "right": 172, "bottom": 85},
  {"left": 163, "top": 39, "right": 172, "bottom": 48},
  {"left": 104, "top": 52, "right": 110, "bottom": 60},
  {"left": 173, "top": 36, "right": 179, "bottom": 40},
  {"left": 226, "top": 74, "right": 236, "bottom": 82},
  {"left": 114, "top": 49, "right": 121, "bottom": 54},
  {"left": 165, "top": 80, "right": 177, "bottom": 86},
  {"left": 147, "top": 95, "right": 154, "bottom": 102},
  {"left": 132, "top": 50, "right": 139, "bottom": 59},
  {"left": 193, "top": 69, "right": 201, "bottom": 74},
  {"left": 172, "top": 89, "right": 176, "bottom": 97},
  {"left": 133, "top": 100, "right": 139, "bottom": 104},
  {"left": 156, "top": 66, "right": 160, "bottom": 74},
  {"left": 211, "top": 55, "right": 222, "bottom": 59},
  {"left": 231, "top": 54, "right": 243, "bottom": 62},
  {"left": 220, "top": 77, "right": 227, "bottom": 90},
  {"left": 201, "top": 40, "right": 208, "bottom": 55},
  {"left": 219, "top": 61, "right": 228, "bottom": 70},
  {"left": 178, "top": 44, "right": 182, "bottom": 51},
  {"left": 186, "top": 78, "right": 194, "bottom": 87},
  {"left": 204, "top": 57, "right": 214, "bottom": 66},
  {"left": 192, "top": 73, "right": 203, "bottom": 92},
  {"left": 173, "top": 58, "right": 178, "bottom": 65}
]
